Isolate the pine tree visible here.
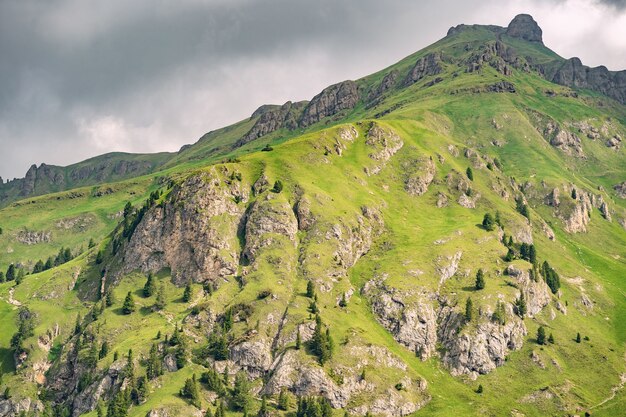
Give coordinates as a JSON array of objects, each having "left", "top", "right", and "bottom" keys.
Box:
[
  {"left": 181, "top": 374, "right": 201, "bottom": 408},
  {"left": 339, "top": 292, "right": 348, "bottom": 308},
  {"left": 482, "top": 213, "right": 495, "bottom": 231},
  {"left": 33, "top": 260, "right": 44, "bottom": 273},
  {"left": 95, "top": 250, "right": 103, "bottom": 265},
  {"left": 548, "top": 333, "right": 555, "bottom": 344},
  {"left": 576, "top": 332, "right": 582, "bottom": 343},
  {"left": 515, "top": 292, "right": 527, "bottom": 318},
  {"left": 475, "top": 269, "right": 485, "bottom": 290},
  {"left": 143, "top": 273, "right": 156, "bottom": 297},
  {"left": 105, "top": 291, "right": 114, "bottom": 307},
  {"left": 295, "top": 328, "right": 301, "bottom": 350},
  {"left": 537, "top": 326, "right": 546, "bottom": 345},
  {"left": 232, "top": 372, "right": 252, "bottom": 411},
  {"left": 571, "top": 188, "right": 577, "bottom": 199},
  {"left": 529, "top": 244, "right": 537, "bottom": 265},
  {"left": 466, "top": 167, "right": 474, "bottom": 181},
  {"left": 122, "top": 292, "right": 135, "bottom": 315},
  {"left": 6, "top": 264, "right": 15, "bottom": 281},
  {"left": 154, "top": 284, "right": 166, "bottom": 310},
  {"left": 272, "top": 180, "right": 283, "bottom": 193},
  {"left": 465, "top": 297, "right": 473, "bottom": 322},
  {"left": 146, "top": 343, "right": 163, "bottom": 380},
  {"left": 477, "top": 384, "right": 483, "bottom": 394},
  {"left": 504, "top": 247, "right": 515, "bottom": 262},
  {"left": 306, "top": 281, "right": 315, "bottom": 298},
  {"left": 99, "top": 340, "right": 109, "bottom": 359},
  {"left": 311, "top": 314, "right": 333, "bottom": 365},
  {"left": 182, "top": 283, "right": 192, "bottom": 302}
]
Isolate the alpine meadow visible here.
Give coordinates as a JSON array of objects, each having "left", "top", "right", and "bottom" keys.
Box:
[{"left": 0, "top": 12, "right": 626, "bottom": 417}]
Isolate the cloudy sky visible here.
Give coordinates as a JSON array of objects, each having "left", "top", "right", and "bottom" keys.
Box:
[{"left": 1, "top": 0, "right": 625, "bottom": 180}]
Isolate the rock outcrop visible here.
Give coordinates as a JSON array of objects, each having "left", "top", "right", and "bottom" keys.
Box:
[
  {"left": 242, "top": 193, "right": 298, "bottom": 264},
  {"left": 239, "top": 101, "right": 308, "bottom": 146},
  {"left": 550, "top": 57, "right": 626, "bottom": 105},
  {"left": 364, "top": 281, "right": 438, "bottom": 360},
  {"left": 441, "top": 316, "right": 527, "bottom": 377},
  {"left": 506, "top": 265, "right": 551, "bottom": 317},
  {"left": 404, "top": 53, "right": 444, "bottom": 86},
  {"left": 122, "top": 168, "right": 248, "bottom": 284},
  {"left": 543, "top": 122, "right": 584, "bottom": 157},
  {"left": 300, "top": 81, "right": 360, "bottom": 127},
  {"left": 364, "top": 123, "right": 404, "bottom": 175},
  {"left": 505, "top": 14, "right": 543, "bottom": 44},
  {"left": 403, "top": 156, "right": 436, "bottom": 196}
]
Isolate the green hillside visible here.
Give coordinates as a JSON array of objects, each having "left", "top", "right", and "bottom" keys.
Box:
[{"left": 0, "top": 14, "right": 624, "bottom": 417}]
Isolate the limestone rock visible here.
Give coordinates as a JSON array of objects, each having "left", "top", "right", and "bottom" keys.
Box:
[
  {"left": 16, "top": 230, "right": 51, "bottom": 245},
  {"left": 441, "top": 317, "right": 527, "bottom": 377},
  {"left": 506, "top": 14, "right": 543, "bottom": 44},
  {"left": 230, "top": 340, "right": 272, "bottom": 378},
  {"left": 404, "top": 53, "right": 444, "bottom": 86},
  {"left": 122, "top": 168, "right": 247, "bottom": 285},
  {"left": 506, "top": 265, "right": 551, "bottom": 317},
  {"left": 300, "top": 81, "right": 359, "bottom": 127},
  {"left": 364, "top": 123, "right": 404, "bottom": 175},
  {"left": 403, "top": 157, "right": 436, "bottom": 196},
  {"left": 242, "top": 194, "right": 298, "bottom": 264}
]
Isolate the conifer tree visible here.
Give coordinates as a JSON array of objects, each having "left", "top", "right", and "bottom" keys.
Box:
[
  {"left": 537, "top": 326, "right": 546, "bottom": 345},
  {"left": 182, "top": 283, "right": 192, "bottom": 302},
  {"left": 466, "top": 167, "right": 474, "bottom": 181},
  {"left": 475, "top": 269, "right": 485, "bottom": 290},
  {"left": 143, "top": 273, "right": 156, "bottom": 297},
  {"left": 122, "top": 292, "right": 135, "bottom": 315},
  {"left": 465, "top": 297, "right": 473, "bottom": 322},
  {"left": 155, "top": 284, "right": 166, "bottom": 310},
  {"left": 515, "top": 292, "right": 527, "bottom": 318},
  {"left": 306, "top": 281, "right": 315, "bottom": 298}
]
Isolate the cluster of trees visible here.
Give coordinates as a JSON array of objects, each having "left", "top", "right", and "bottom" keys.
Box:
[
  {"left": 541, "top": 261, "right": 561, "bottom": 294},
  {"left": 10, "top": 307, "right": 35, "bottom": 361},
  {"left": 34, "top": 246, "right": 75, "bottom": 273},
  {"left": 482, "top": 211, "right": 503, "bottom": 232},
  {"left": 536, "top": 326, "right": 555, "bottom": 345},
  {"left": 296, "top": 396, "right": 333, "bottom": 417},
  {"left": 310, "top": 314, "right": 334, "bottom": 365}
]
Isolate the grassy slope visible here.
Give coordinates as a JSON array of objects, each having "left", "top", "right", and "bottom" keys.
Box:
[{"left": 0, "top": 25, "right": 624, "bottom": 417}]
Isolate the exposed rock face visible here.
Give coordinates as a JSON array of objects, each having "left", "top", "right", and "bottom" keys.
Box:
[
  {"left": 239, "top": 101, "right": 308, "bottom": 145},
  {"left": 0, "top": 397, "right": 42, "bottom": 417},
  {"left": 264, "top": 349, "right": 426, "bottom": 415},
  {"left": 403, "top": 156, "right": 436, "bottom": 196},
  {"left": 122, "top": 168, "right": 248, "bottom": 284},
  {"left": 551, "top": 57, "right": 626, "bottom": 105},
  {"left": 368, "top": 70, "right": 399, "bottom": 102},
  {"left": 71, "top": 361, "right": 126, "bottom": 416},
  {"left": 543, "top": 122, "right": 584, "bottom": 157},
  {"left": 16, "top": 230, "right": 51, "bottom": 245},
  {"left": 364, "top": 281, "right": 437, "bottom": 360},
  {"left": 1, "top": 156, "right": 165, "bottom": 207},
  {"left": 506, "top": 265, "right": 551, "bottom": 317},
  {"left": 561, "top": 192, "right": 593, "bottom": 233},
  {"left": 242, "top": 194, "right": 298, "bottom": 264},
  {"left": 441, "top": 315, "right": 527, "bottom": 377},
  {"left": 364, "top": 123, "right": 404, "bottom": 175},
  {"left": 506, "top": 14, "right": 543, "bottom": 44},
  {"left": 404, "top": 53, "right": 444, "bottom": 86},
  {"left": 300, "top": 81, "right": 360, "bottom": 127},
  {"left": 230, "top": 340, "right": 273, "bottom": 378}
]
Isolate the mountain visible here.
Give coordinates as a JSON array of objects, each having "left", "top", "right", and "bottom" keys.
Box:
[{"left": 0, "top": 14, "right": 625, "bottom": 417}]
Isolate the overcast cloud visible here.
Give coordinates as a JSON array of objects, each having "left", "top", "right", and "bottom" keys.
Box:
[{"left": 1, "top": 0, "right": 625, "bottom": 180}]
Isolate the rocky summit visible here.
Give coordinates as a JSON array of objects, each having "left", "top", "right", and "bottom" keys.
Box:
[{"left": 0, "top": 13, "right": 625, "bottom": 417}]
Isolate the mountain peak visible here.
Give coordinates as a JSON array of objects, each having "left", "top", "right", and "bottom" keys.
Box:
[{"left": 506, "top": 13, "right": 543, "bottom": 44}]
